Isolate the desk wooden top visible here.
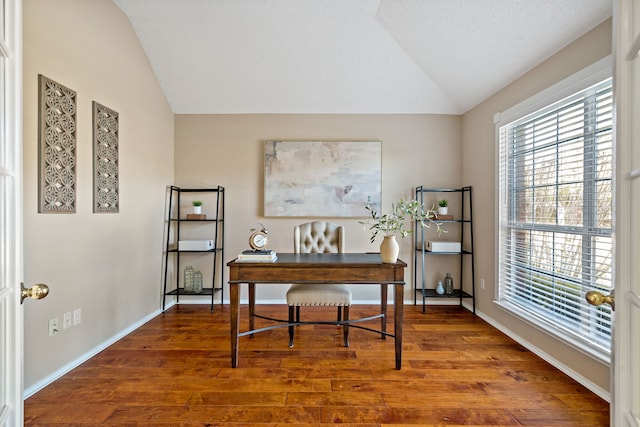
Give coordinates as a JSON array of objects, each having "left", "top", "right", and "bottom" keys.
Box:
[
  {"left": 227, "top": 253, "right": 407, "bottom": 284},
  {"left": 228, "top": 252, "right": 406, "bottom": 267}
]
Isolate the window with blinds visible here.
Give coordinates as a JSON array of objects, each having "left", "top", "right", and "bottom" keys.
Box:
[{"left": 497, "top": 76, "right": 613, "bottom": 361}]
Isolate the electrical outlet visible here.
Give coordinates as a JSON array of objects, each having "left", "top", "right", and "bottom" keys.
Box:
[
  {"left": 73, "top": 308, "right": 81, "bottom": 325},
  {"left": 480, "top": 278, "right": 485, "bottom": 290},
  {"left": 49, "top": 318, "right": 59, "bottom": 336},
  {"left": 63, "top": 311, "right": 72, "bottom": 329}
]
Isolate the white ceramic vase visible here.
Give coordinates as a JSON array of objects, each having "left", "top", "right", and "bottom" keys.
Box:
[
  {"left": 193, "top": 206, "right": 202, "bottom": 214},
  {"left": 438, "top": 206, "right": 448, "bottom": 215},
  {"left": 380, "top": 235, "right": 400, "bottom": 263}
]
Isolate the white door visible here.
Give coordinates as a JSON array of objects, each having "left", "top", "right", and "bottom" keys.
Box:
[
  {"left": 612, "top": 0, "right": 640, "bottom": 425},
  {"left": 0, "top": 0, "right": 23, "bottom": 425}
]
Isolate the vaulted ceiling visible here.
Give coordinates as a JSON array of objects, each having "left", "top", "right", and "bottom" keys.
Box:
[{"left": 113, "top": 0, "right": 612, "bottom": 115}]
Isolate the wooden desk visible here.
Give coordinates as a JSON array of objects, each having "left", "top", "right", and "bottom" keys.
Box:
[{"left": 227, "top": 253, "right": 407, "bottom": 369}]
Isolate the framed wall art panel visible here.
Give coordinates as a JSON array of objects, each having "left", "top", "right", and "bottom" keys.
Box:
[
  {"left": 38, "top": 74, "right": 77, "bottom": 213},
  {"left": 92, "top": 101, "right": 119, "bottom": 213},
  {"left": 264, "top": 140, "right": 382, "bottom": 217}
]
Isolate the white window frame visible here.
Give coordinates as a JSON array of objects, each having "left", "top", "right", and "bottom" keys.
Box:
[{"left": 494, "top": 56, "right": 613, "bottom": 364}]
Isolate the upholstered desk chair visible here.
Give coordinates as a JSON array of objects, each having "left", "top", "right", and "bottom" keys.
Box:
[{"left": 286, "top": 221, "right": 351, "bottom": 348}]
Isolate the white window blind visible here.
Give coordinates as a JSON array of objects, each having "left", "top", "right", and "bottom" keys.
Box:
[{"left": 497, "top": 76, "right": 613, "bottom": 361}]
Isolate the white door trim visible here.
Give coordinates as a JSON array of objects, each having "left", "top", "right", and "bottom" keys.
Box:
[
  {"left": 613, "top": 0, "right": 640, "bottom": 425},
  {"left": 0, "top": 0, "right": 24, "bottom": 425}
]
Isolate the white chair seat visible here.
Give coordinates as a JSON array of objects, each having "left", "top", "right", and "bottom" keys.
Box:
[{"left": 286, "top": 284, "right": 351, "bottom": 306}]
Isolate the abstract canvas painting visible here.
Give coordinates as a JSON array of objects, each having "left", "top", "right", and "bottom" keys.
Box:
[{"left": 264, "top": 140, "right": 381, "bottom": 217}]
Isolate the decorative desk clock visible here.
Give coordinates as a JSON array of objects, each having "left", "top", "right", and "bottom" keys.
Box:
[{"left": 249, "top": 223, "right": 268, "bottom": 251}]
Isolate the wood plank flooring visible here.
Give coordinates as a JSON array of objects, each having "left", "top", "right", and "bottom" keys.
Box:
[{"left": 24, "top": 304, "right": 609, "bottom": 426}]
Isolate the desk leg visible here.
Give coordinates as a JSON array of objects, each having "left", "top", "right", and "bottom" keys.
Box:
[
  {"left": 380, "top": 284, "right": 388, "bottom": 340},
  {"left": 249, "top": 283, "right": 255, "bottom": 335},
  {"left": 230, "top": 282, "right": 240, "bottom": 368},
  {"left": 394, "top": 283, "right": 404, "bottom": 370}
]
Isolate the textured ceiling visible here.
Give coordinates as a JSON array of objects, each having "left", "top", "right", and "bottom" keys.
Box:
[{"left": 113, "top": 0, "right": 612, "bottom": 114}]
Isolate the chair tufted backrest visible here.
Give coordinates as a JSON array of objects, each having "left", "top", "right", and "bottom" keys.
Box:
[{"left": 294, "top": 221, "right": 345, "bottom": 254}]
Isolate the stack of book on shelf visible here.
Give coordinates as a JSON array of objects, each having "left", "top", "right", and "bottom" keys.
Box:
[
  {"left": 236, "top": 249, "right": 277, "bottom": 262},
  {"left": 434, "top": 213, "right": 453, "bottom": 220}
]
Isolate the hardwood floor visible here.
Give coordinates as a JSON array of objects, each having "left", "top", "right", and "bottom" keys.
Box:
[{"left": 24, "top": 304, "right": 609, "bottom": 426}]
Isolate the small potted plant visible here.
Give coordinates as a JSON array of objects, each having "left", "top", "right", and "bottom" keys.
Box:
[
  {"left": 438, "top": 199, "right": 448, "bottom": 215},
  {"left": 192, "top": 200, "right": 202, "bottom": 214},
  {"left": 360, "top": 197, "right": 443, "bottom": 263}
]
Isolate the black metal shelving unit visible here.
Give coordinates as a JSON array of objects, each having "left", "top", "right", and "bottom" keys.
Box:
[
  {"left": 162, "top": 185, "right": 225, "bottom": 311},
  {"left": 413, "top": 186, "right": 475, "bottom": 313}
]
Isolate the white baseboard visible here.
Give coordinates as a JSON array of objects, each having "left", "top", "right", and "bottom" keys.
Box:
[{"left": 23, "top": 309, "right": 162, "bottom": 399}]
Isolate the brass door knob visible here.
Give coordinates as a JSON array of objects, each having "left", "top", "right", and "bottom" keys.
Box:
[
  {"left": 20, "top": 283, "right": 49, "bottom": 304},
  {"left": 585, "top": 290, "right": 615, "bottom": 311}
]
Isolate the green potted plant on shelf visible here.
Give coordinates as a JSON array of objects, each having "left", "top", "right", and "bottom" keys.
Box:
[
  {"left": 192, "top": 200, "right": 202, "bottom": 214},
  {"left": 438, "top": 199, "right": 448, "bottom": 215},
  {"left": 360, "top": 197, "right": 443, "bottom": 263}
]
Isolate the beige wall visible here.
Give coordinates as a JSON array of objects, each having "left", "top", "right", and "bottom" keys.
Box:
[
  {"left": 21, "top": 0, "right": 612, "bottom": 399},
  {"left": 462, "top": 19, "right": 613, "bottom": 394},
  {"left": 22, "top": 0, "right": 174, "bottom": 390},
  {"left": 174, "top": 114, "right": 462, "bottom": 303}
]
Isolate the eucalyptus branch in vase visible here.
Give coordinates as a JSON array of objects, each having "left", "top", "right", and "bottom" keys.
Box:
[{"left": 360, "top": 197, "right": 445, "bottom": 262}]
